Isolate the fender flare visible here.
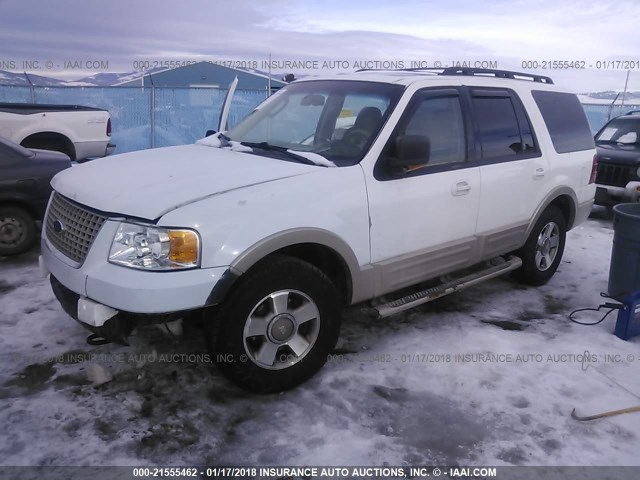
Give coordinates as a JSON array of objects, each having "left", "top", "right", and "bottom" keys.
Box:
[
  {"left": 524, "top": 187, "right": 578, "bottom": 239},
  {"left": 206, "top": 228, "right": 363, "bottom": 306}
]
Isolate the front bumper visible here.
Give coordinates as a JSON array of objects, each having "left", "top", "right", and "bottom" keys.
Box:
[
  {"left": 41, "top": 219, "right": 228, "bottom": 314},
  {"left": 49, "top": 274, "right": 180, "bottom": 345},
  {"left": 595, "top": 181, "right": 640, "bottom": 206},
  {"left": 49, "top": 274, "right": 129, "bottom": 344}
]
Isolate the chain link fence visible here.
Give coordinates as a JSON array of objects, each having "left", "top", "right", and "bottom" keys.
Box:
[
  {"left": 0, "top": 85, "right": 638, "bottom": 154},
  {"left": 582, "top": 104, "right": 640, "bottom": 134},
  {"left": 0, "top": 86, "right": 268, "bottom": 154}
]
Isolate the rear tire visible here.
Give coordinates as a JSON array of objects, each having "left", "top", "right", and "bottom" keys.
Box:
[
  {"left": 513, "top": 206, "right": 566, "bottom": 286},
  {"left": 206, "top": 255, "right": 342, "bottom": 393},
  {"left": 0, "top": 206, "right": 36, "bottom": 256}
]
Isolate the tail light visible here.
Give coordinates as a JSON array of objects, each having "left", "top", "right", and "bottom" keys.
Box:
[
  {"left": 589, "top": 154, "right": 598, "bottom": 184},
  {"left": 106, "top": 118, "right": 112, "bottom": 137}
]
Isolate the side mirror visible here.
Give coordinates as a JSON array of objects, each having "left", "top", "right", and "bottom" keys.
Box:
[
  {"left": 389, "top": 135, "right": 431, "bottom": 168},
  {"left": 205, "top": 129, "right": 217, "bottom": 137}
]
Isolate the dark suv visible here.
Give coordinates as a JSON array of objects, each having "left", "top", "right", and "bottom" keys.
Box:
[{"left": 594, "top": 111, "right": 640, "bottom": 206}]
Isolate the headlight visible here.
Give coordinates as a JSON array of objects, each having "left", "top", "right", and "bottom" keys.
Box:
[{"left": 109, "top": 222, "right": 200, "bottom": 270}]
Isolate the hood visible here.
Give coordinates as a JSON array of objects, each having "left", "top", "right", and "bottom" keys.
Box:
[
  {"left": 596, "top": 143, "right": 640, "bottom": 166},
  {"left": 51, "top": 144, "right": 315, "bottom": 219}
]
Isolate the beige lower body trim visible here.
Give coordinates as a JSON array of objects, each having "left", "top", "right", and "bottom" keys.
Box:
[{"left": 354, "top": 223, "right": 528, "bottom": 302}]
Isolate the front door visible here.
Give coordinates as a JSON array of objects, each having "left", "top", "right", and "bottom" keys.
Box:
[{"left": 364, "top": 88, "right": 481, "bottom": 293}]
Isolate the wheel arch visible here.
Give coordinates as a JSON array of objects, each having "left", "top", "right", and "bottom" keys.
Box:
[
  {"left": 21, "top": 131, "right": 76, "bottom": 160},
  {"left": 208, "top": 228, "right": 361, "bottom": 307},
  {"left": 0, "top": 199, "right": 39, "bottom": 220},
  {"left": 525, "top": 188, "right": 578, "bottom": 239}
]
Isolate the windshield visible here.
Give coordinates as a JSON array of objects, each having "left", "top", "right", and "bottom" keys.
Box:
[
  {"left": 595, "top": 118, "right": 640, "bottom": 145},
  {"left": 226, "top": 80, "right": 404, "bottom": 166}
]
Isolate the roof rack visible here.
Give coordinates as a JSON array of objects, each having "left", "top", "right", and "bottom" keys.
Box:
[
  {"left": 440, "top": 67, "right": 554, "bottom": 84},
  {"left": 354, "top": 66, "right": 554, "bottom": 84}
]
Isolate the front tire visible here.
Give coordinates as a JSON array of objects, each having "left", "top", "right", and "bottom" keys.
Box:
[
  {"left": 207, "top": 256, "right": 342, "bottom": 393},
  {"left": 514, "top": 205, "right": 566, "bottom": 286},
  {"left": 0, "top": 206, "right": 36, "bottom": 256}
]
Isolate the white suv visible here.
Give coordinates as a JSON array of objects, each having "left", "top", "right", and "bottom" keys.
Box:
[{"left": 40, "top": 68, "right": 596, "bottom": 392}]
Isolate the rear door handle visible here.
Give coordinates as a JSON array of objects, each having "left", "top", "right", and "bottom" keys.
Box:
[
  {"left": 534, "top": 167, "right": 546, "bottom": 180},
  {"left": 452, "top": 181, "right": 471, "bottom": 196}
]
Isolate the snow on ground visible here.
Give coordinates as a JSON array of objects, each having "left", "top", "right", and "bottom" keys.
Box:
[{"left": 1, "top": 207, "right": 640, "bottom": 469}]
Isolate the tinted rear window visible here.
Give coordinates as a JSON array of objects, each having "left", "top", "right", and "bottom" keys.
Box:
[
  {"left": 473, "top": 96, "right": 522, "bottom": 160},
  {"left": 532, "top": 91, "right": 594, "bottom": 153}
]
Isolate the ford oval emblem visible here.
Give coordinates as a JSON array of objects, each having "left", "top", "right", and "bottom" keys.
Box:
[{"left": 53, "top": 219, "right": 65, "bottom": 233}]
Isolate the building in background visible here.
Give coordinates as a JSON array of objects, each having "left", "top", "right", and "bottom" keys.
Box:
[{"left": 115, "top": 61, "right": 287, "bottom": 90}]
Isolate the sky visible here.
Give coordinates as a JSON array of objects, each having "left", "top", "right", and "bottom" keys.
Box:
[{"left": 0, "top": 0, "right": 639, "bottom": 92}]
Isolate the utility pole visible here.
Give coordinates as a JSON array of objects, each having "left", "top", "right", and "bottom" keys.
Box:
[
  {"left": 268, "top": 53, "right": 272, "bottom": 95},
  {"left": 23, "top": 71, "right": 35, "bottom": 103},
  {"left": 621, "top": 70, "right": 630, "bottom": 108},
  {"left": 148, "top": 71, "right": 155, "bottom": 148}
]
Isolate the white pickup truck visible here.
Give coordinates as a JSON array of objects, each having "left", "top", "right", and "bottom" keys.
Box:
[
  {"left": 41, "top": 68, "right": 596, "bottom": 393},
  {"left": 0, "top": 103, "right": 115, "bottom": 161}
]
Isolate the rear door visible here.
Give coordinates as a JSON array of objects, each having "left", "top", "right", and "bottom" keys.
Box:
[{"left": 472, "top": 88, "right": 549, "bottom": 255}]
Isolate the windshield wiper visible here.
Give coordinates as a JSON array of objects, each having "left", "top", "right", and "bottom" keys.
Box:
[
  {"left": 218, "top": 133, "right": 232, "bottom": 146},
  {"left": 239, "top": 141, "right": 319, "bottom": 166}
]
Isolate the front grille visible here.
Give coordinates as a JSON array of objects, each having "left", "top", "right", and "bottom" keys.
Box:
[
  {"left": 45, "top": 192, "right": 107, "bottom": 264},
  {"left": 596, "top": 163, "right": 636, "bottom": 187}
]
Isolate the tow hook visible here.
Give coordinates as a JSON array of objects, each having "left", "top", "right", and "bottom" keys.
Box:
[
  {"left": 83, "top": 315, "right": 134, "bottom": 346},
  {"left": 87, "top": 334, "right": 112, "bottom": 346}
]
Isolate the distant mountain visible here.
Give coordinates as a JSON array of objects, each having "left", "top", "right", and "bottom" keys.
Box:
[
  {"left": 0, "top": 66, "right": 301, "bottom": 87},
  {"left": 581, "top": 91, "right": 640, "bottom": 101},
  {"left": 0, "top": 70, "right": 68, "bottom": 86},
  {"left": 72, "top": 72, "right": 136, "bottom": 86},
  {"left": 0, "top": 70, "right": 159, "bottom": 87},
  {"left": 73, "top": 68, "right": 171, "bottom": 86}
]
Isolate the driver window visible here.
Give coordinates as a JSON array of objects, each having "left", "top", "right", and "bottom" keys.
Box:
[{"left": 400, "top": 95, "right": 466, "bottom": 169}]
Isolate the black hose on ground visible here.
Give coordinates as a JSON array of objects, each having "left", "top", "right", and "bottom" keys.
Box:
[{"left": 568, "top": 292, "right": 623, "bottom": 326}]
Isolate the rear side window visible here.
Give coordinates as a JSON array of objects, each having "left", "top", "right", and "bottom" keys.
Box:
[
  {"left": 532, "top": 90, "right": 594, "bottom": 153},
  {"left": 471, "top": 89, "right": 538, "bottom": 162}
]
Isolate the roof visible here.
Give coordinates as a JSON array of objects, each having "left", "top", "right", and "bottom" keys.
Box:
[{"left": 296, "top": 68, "right": 567, "bottom": 92}]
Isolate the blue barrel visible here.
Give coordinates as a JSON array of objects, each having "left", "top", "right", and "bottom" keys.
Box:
[{"left": 608, "top": 203, "right": 640, "bottom": 301}]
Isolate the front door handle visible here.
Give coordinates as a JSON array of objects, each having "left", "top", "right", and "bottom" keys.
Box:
[{"left": 452, "top": 181, "right": 471, "bottom": 196}]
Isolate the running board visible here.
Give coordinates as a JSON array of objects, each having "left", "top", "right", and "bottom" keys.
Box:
[{"left": 374, "top": 256, "right": 523, "bottom": 318}]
